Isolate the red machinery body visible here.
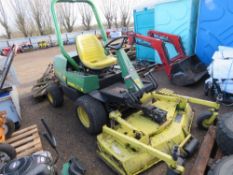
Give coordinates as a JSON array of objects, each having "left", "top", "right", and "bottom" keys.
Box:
[
  {"left": 1, "top": 42, "right": 32, "bottom": 56},
  {"left": 128, "top": 30, "right": 207, "bottom": 86}
]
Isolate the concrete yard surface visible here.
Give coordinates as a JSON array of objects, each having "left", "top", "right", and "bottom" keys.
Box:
[{"left": 13, "top": 46, "right": 230, "bottom": 175}]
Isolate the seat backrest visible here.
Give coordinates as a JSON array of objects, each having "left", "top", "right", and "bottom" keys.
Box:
[{"left": 76, "top": 34, "right": 106, "bottom": 63}]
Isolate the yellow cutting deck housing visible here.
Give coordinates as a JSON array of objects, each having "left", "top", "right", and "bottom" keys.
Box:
[{"left": 97, "top": 89, "right": 219, "bottom": 175}]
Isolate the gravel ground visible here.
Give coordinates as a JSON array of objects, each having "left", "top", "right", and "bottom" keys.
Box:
[{"left": 13, "top": 46, "right": 231, "bottom": 175}]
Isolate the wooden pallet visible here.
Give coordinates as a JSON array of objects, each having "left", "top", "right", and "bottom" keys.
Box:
[
  {"left": 6, "top": 125, "right": 43, "bottom": 157},
  {"left": 189, "top": 126, "right": 222, "bottom": 175}
]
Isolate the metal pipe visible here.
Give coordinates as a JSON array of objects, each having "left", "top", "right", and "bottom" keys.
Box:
[
  {"left": 51, "top": 0, "right": 108, "bottom": 70},
  {"left": 102, "top": 126, "right": 185, "bottom": 173}
]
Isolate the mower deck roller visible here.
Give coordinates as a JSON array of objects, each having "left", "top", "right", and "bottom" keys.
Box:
[
  {"left": 97, "top": 89, "right": 220, "bottom": 175},
  {"left": 128, "top": 30, "right": 207, "bottom": 86}
]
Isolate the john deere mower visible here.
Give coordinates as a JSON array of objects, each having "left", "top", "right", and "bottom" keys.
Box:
[
  {"left": 48, "top": 0, "right": 157, "bottom": 135},
  {"left": 48, "top": 0, "right": 220, "bottom": 174}
]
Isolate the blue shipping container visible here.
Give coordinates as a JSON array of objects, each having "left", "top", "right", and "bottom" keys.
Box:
[
  {"left": 196, "top": 0, "right": 233, "bottom": 65},
  {"left": 134, "top": 0, "right": 199, "bottom": 63}
]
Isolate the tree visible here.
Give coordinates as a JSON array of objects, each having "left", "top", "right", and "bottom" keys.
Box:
[
  {"left": 43, "top": 0, "right": 53, "bottom": 34},
  {"left": 102, "top": 0, "right": 114, "bottom": 29},
  {"left": 11, "top": 0, "right": 34, "bottom": 37},
  {"left": 30, "top": 0, "right": 53, "bottom": 35},
  {"left": 119, "top": 0, "right": 131, "bottom": 27},
  {"left": 30, "top": 0, "right": 46, "bottom": 35},
  {"left": 58, "top": 3, "right": 76, "bottom": 33},
  {"left": 78, "top": 3, "right": 92, "bottom": 31},
  {"left": 101, "top": 0, "right": 118, "bottom": 29},
  {"left": 113, "top": 14, "right": 118, "bottom": 28},
  {"left": 0, "top": 0, "right": 11, "bottom": 39}
]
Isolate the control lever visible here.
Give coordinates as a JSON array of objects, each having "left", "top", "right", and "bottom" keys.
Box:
[
  {"left": 41, "top": 119, "right": 59, "bottom": 164},
  {"left": 41, "top": 119, "right": 86, "bottom": 175}
]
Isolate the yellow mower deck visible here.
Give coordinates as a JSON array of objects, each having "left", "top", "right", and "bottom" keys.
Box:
[{"left": 97, "top": 89, "right": 219, "bottom": 175}]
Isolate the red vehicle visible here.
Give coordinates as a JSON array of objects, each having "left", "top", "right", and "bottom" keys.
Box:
[
  {"left": 128, "top": 30, "right": 207, "bottom": 86},
  {"left": 1, "top": 42, "right": 33, "bottom": 56},
  {"left": 1, "top": 47, "right": 21, "bottom": 56}
]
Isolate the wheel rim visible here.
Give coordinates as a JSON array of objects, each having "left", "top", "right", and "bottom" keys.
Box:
[
  {"left": 77, "top": 107, "right": 90, "bottom": 128},
  {"left": 0, "top": 152, "right": 11, "bottom": 164},
  {"left": 47, "top": 93, "right": 54, "bottom": 104}
]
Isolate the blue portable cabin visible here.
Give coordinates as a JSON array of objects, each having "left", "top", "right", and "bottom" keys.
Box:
[
  {"left": 195, "top": 0, "right": 233, "bottom": 65},
  {"left": 133, "top": 0, "right": 199, "bottom": 63}
]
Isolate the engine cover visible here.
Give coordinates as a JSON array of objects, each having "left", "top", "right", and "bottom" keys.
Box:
[{"left": 1, "top": 151, "right": 55, "bottom": 175}]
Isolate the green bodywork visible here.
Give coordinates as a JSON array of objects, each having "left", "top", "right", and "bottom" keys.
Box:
[
  {"left": 54, "top": 53, "right": 99, "bottom": 93},
  {"left": 51, "top": 0, "right": 143, "bottom": 93},
  {"left": 51, "top": 0, "right": 108, "bottom": 70}
]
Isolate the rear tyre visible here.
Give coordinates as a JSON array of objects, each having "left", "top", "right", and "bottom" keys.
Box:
[
  {"left": 216, "top": 112, "right": 233, "bottom": 155},
  {"left": 4, "top": 119, "right": 15, "bottom": 139},
  {"left": 46, "top": 84, "right": 64, "bottom": 108},
  {"left": 0, "top": 143, "right": 16, "bottom": 163},
  {"left": 197, "top": 111, "right": 213, "bottom": 130},
  {"left": 207, "top": 156, "right": 233, "bottom": 175},
  {"left": 74, "top": 95, "right": 107, "bottom": 135}
]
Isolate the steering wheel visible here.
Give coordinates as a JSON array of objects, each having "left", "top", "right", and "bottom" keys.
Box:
[{"left": 104, "top": 36, "right": 128, "bottom": 50}]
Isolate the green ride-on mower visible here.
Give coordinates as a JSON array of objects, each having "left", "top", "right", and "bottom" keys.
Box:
[
  {"left": 48, "top": 0, "right": 157, "bottom": 135},
  {"left": 48, "top": 0, "right": 220, "bottom": 174}
]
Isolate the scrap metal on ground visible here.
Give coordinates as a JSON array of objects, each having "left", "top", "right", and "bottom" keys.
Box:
[{"left": 32, "top": 63, "right": 57, "bottom": 99}]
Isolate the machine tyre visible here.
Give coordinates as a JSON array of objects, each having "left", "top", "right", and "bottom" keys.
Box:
[
  {"left": 4, "top": 119, "right": 15, "bottom": 139},
  {"left": 166, "top": 168, "right": 181, "bottom": 175},
  {"left": 216, "top": 112, "right": 233, "bottom": 155},
  {"left": 0, "top": 143, "right": 16, "bottom": 162},
  {"left": 184, "top": 137, "right": 199, "bottom": 158},
  {"left": 75, "top": 95, "right": 107, "bottom": 135},
  {"left": 207, "top": 156, "right": 233, "bottom": 175},
  {"left": 46, "top": 84, "right": 64, "bottom": 108},
  {"left": 197, "top": 111, "right": 213, "bottom": 130}
]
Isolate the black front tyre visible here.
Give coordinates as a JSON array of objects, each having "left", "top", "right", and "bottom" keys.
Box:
[
  {"left": 208, "top": 156, "right": 233, "bottom": 175},
  {"left": 74, "top": 95, "right": 108, "bottom": 135},
  {"left": 46, "top": 84, "right": 64, "bottom": 108},
  {"left": 0, "top": 143, "right": 16, "bottom": 163},
  {"left": 216, "top": 112, "right": 233, "bottom": 155}
]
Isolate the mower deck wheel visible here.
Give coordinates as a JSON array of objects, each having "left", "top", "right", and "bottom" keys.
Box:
[
  {"left": 46, "top": 84, "right": 64, "bottom": 108},
  {"left": 4, "top": 119, "right": 15, "bottom": 139},
  {"left": 197, "top": 111, "right": 213, "bottom": 130},
  {"left": 166, "top": 167, "right": 181, "bottom": 175},
  {"left": 75, "top": 95, "right": 107, "bottom": 135},
  {"left": 208, "top": 156, "right": 233, "bottom": 175},
  {"left": 216, "top": 112, "right": 233, "bottom": 155},
  {"left": 183, "top": 137, "right": 199, "bottom": 158}
]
